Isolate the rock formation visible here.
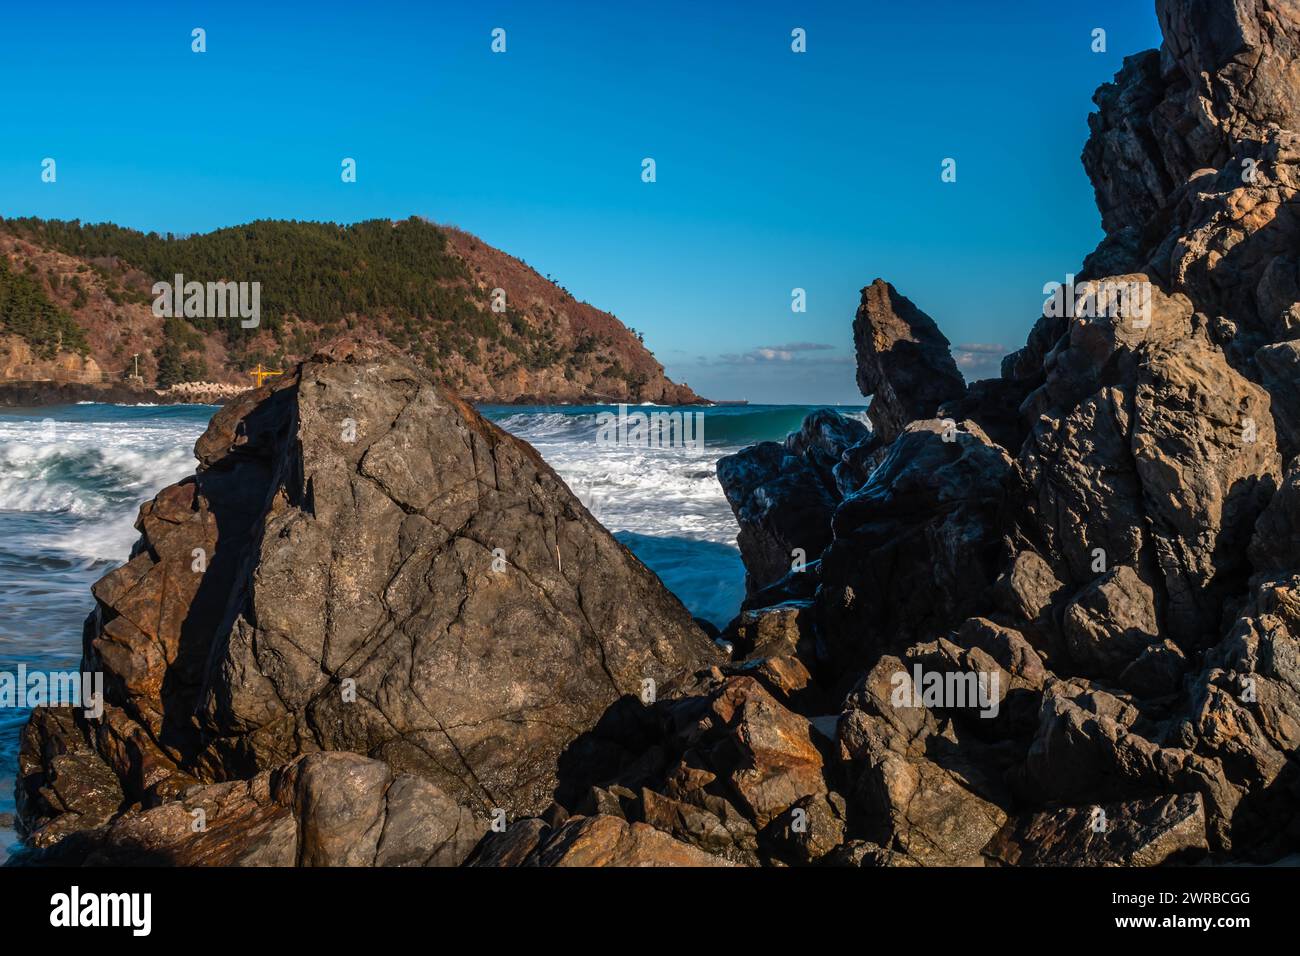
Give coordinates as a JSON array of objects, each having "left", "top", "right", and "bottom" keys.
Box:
[
  {"left": 704, "top": 0, "right": 1300, "bottom": 866},
  {"left": 16, "top": 341, "right": 719, "bottom": 863},
  {"left": 852, "top": 279, "right": 965, "bottom": 448},
  {"left": 715, "top": 411, "right": 869, "bottom": 596}
]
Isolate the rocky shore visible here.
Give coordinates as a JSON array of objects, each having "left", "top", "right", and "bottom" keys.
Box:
[
  {"left": 0, "top": 380, "right": 247, "bottom": 408},
  {"left": 13, "top": 0, "right": 1300, "bottom": 866},
  {"left": 0, "top": 380, "right": 163, "bottom": 408}
]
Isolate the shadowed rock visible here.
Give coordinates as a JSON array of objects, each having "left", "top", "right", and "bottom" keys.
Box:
[
  {"left": 715, "top": 408, "right": 869, "bottom": 597},
  {"left": 23, "top": 752, "right": 486, "bottom": 866},
  {"left": 819, "top": 419, "right": 1011, "bottom": 671},
  {"left": 716, "top": 442, "right": 837, "bottom": 596},
  {"left": 984, "top": 793, "right": 1208, "bottom": 866},
  {"left": 853, "top": 279, "right": 966, "bottom": 447},
  {"left": 469, "top": 813, "right": 735, "bottom": 867}
]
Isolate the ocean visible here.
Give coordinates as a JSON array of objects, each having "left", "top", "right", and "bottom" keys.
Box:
[{"left": 0, "top": 399, "right": 866, "bottom": 859}]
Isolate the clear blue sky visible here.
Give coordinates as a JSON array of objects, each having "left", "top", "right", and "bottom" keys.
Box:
[{"left": 0, "top": 0, "right": 1162, "bottom": 403}]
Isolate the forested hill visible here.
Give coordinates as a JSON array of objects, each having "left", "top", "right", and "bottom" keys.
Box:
[{"left": 0, "top": 216, "right": 702, "bottom": 404}]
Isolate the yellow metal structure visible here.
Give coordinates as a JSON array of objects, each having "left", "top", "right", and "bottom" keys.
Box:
[{"left": 251, "top": 364, "right": 284, "bottom": 388}]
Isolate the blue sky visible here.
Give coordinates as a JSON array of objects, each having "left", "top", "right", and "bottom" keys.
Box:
[{"left": 0, "top": 0, "right": 1163, "bottom": 403}]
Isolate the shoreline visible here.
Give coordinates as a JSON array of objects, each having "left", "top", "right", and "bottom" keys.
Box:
[
  {"left": 0, "top": 380, "right": 725, "bottom": 410},
  {"left": 0, "top": 381, "right": 232, "bottom": 408}
]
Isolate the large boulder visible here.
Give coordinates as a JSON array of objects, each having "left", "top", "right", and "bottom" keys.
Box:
[
  {"left": 1016, "top": 288, "right": 1280, "bottom": 645},
  {"left": 18, "top": 345, "right": 720, "bottom": 857}
]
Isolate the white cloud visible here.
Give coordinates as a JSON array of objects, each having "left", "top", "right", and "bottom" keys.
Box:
[
  {"left": 952, "top": 343, "right": 1007, "bottom": 379},
  {"left": 709, "top": 342, "right": 847, "bottom": 366}
]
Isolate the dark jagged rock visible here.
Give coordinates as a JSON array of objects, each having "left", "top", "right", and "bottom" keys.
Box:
[
  {"left": 767, "top": 792, "right": 848, "bottom": 864},
  {"left": 24, "top": 752, "right": 486, "bottom": 866},
  {"left": 818, "top": 419, "right": 1011, "bottom": 672},
  {"left": 1062, "top": 566, "right": 1161, "bottom": 678},
  {"left": 716, "top": 441, "right": 838, "bottom": 595},
  {"left": 823, "top": 840, "right": 921, "bottom": 867},
  {"left": 984, "top": 793, "right": 1208, "bottom": 866},
  {"left": 739, "top": 560, "right": 821, "bottom": 613},
  {"left": 731, "top": 602, "right": 815, "bottom": 662},
  {"left": 1175, "top": 575, "right": 1300, "bottom": 856},
  {"left": 836, "top": 658, "right": 1009, "bottom": 866},
  {"left": 1250, "top": 460, "right": 1300, "bottom": 572},
  {"left": 1078, "top": 1, "right": 1300, "bottom": 359},
  {"left": 541, "top": 671, "right": 836, "bottom": 866},
  {"left": 936, "top": 377, "right": 1032, "bottom": 453},
  {"left": 17, "top": 708, "right": 124, "bottom": 849},
  {"left": 853, "top": 279, "right": 966, "bottom": 447},
  {"left": 994, "top": 551, "right": 1065, "bottom": 648},
  {"left": 715, "top": 409, "right": 871, "bottom": 598},
  {"left": 1015, "top": 288, "right": 1280, "bottom": 645},
  {"left": 1255, "top": 341, "right": 1300, "bottom": 463},
  {"left": 783, "top": 408, "right": 870, "bottom": 497},
  {"left": 468, "top": 813, "right": 735, "bottom": 867}
]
